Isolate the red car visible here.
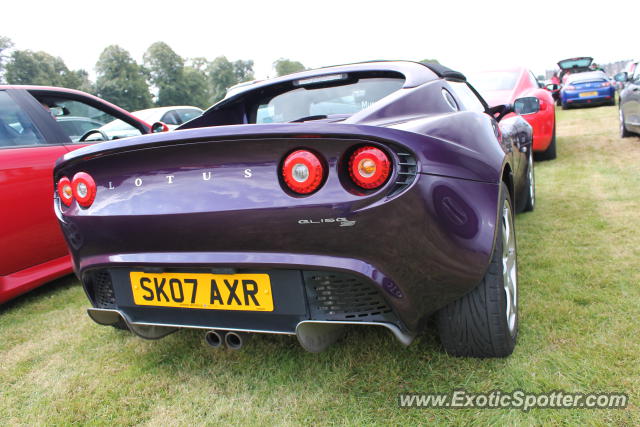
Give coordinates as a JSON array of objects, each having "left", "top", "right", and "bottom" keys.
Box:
[
  {"left": 470, "top": 67, "right": 557, "bottom": 160},
  {"left": 0, "top": 86, "right": 151, "bottom": 304}
]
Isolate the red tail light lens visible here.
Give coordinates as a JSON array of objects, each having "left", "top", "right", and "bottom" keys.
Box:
[
  {"left": 601, "top": 81, "right": 611, "bottom": 87},
  {"left": 565, "top": 85, "right": 576, "bottom": 90},
  {"left": 57, "top": 177, "right": 73, "bottom": 206},
  {"left": 349, "top": 146, "right": 391, "bottom": 190},
  {"left": 282, "top": 150, "right": 325, "bottom": 194},
  {"left": 71, "top": 172, "right": 97, "bottom": 208}
]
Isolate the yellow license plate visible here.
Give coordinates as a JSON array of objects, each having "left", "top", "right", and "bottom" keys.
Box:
[
  {"left": 579, "top": 91, "right": 598, "bottom": 97},
  {"left": 130, "top": 272, "right": 273, "bottom": 311}
]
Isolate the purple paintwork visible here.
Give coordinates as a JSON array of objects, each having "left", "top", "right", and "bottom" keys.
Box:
[{"left": 54, "top": 61, "right": 533, "bottom": 342}]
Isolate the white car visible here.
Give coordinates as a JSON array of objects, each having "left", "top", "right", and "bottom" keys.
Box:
[{"left": 100, "top": 106, "right": 203, "bottom": 139}]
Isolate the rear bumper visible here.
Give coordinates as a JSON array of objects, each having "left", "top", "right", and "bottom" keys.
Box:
[
  {"left": 62, "top": 174, "right": 501, "bottom": 334},
  {"left": 85, "top": 266, "right": 398, "bottom": 334},
  {"left": 85, "top": 262, "right": 418, "bottom": 345},
  {"left": 562, "top": 89, "right": 614, "bottom": 105},
  {"left": 87, "top": 307, "right": 415, "bottom": 345}
]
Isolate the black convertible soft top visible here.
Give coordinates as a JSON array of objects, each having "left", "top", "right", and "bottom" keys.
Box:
[{"left": 420, "top": 62, "right": 467, "bottom": 81}]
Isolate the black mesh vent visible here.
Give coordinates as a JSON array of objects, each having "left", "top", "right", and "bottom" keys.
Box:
[
  {"left": 92, "top": 271, "right": 116, "bottom": 308},
  {"left": 303, "top": 271, "right": 394, "bottom": 321},
  {"left": 390, "top": 151, "right": 418, "bottom": 196}
]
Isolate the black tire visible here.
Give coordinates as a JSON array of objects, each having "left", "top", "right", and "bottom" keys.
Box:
[
  {"left": 561, "top": 102, "right": 568, "bottom": 110},
  {"left": 521, "top": 150, "right": 535, "bottom": 212},
  {"left": 536, "top": 121, "right": 557, "bottom": 161},
  {"left": 436, "top": 183, "right": 518, "bottom": 358},
  {"left": 620, "top": 109, "right": 632, "bottom": 138}
]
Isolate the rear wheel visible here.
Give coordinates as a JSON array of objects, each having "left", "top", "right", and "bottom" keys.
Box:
[
  {"left": 561, "top": 102, "right": 568, "bottom": 110},
  {"left": 620, "top": 109, "right": 632, "bottom": 138},
  {"left": 436, "top": 183, "right": 518, "bottom": 358}
]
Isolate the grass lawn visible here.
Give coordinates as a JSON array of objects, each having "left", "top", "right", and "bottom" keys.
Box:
[{"left": 1, "top": 104, "right": 639, "bottom": 425}]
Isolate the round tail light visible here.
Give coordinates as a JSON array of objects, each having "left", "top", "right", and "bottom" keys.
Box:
[
  {"left": 71, "top": 172, "right": 97, "bottom": 208},
  {"left": 282, "top": 150, "right": 325, "bottom": 194},
  {"left": 348, "top": 146, "right": 391, "bottom": 189},
  {"left": 57, "top": 177, "right": 73, "bottom": 206}
]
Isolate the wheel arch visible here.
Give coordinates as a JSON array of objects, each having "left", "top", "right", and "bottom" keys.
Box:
[{"left": 501, "top": 162, "right": 514, "bottom": 206}]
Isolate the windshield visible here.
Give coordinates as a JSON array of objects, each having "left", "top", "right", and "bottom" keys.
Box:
[
  {"left": 253, "top": 77, "right": 404, "bottom": 123},
  {"left": 468, "top": 71, "right": 520, "bottom": 92}
]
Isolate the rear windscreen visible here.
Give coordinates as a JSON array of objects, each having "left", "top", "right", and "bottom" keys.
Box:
[
  {"left": 567, "top": 72, "right": 607, "bottom": 84},
  {"left": 558, "top": 58, "right": 592, "bottom": 70},
  {"left": 252, "top": 76, "right": 404, "bottom": 124},
  {"left": 468, "top": 71, "right": 519, "bottom": 92}
]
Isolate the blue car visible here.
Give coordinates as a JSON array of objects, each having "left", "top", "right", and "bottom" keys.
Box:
[{"left": 560, "top": 71, "right": 615, "bottom": 109}]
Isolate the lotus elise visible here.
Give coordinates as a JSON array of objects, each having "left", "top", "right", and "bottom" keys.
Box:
[{"left": 54, "top": 61, "right": 538, "bottom": 357}]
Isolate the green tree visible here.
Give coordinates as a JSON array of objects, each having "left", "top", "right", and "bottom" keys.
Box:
[
  {"left": 0, "top": 36, "right": 14, "bottom": 83},
  {"left": 419, "top": 58, "right": 440, "bottom": 64},
  {"left": 181, "top": 66, "right": 210, "bottom": 109},
  {"left": 189, "top": 57, "right": 210, "bottom": 73},
  {"left": 5, "top": 49, "right": 93, "bottom": 91},
  {"left": 273, "top": 58, "right": 305, "bottom": 76},
  {"left": 95, "top": 45, "right": 152, "bottom": 111},
  {"left": 63, "top": 69, "right": 94, "bottom": 93},
  {"left": 233, "top": 59, "right": 254, "bottom": 83},
  {"left": 207, "top": 56, "right": 237, "bottom": 103},
  {"left": 143, "top": 41, "right": 189, "bottom": 106}
]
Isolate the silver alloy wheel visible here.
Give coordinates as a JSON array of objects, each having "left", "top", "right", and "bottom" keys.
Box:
[
  {"left": 501, "top": 200, "right": 517, "bottom": 336},
  {"left": 528, "top": 151, "right": 535, "bottom": 209}
]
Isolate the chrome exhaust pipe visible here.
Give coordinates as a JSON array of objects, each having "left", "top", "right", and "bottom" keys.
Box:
[
  {"left": 296, "top": 322, "right": 346, "bottom": 353},
  {"left": 224, "top": 331, "right": 247, "bottom": 350},
  {"left": 204, "top": 330, "right": 224, "bottom": 349}
]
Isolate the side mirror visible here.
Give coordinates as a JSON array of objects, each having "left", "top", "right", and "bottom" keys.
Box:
[
  {"left": 545, "top": 83, "right": 559, "bottom": 91},
  {"left": 614, "top": 72, "right": 628, "bottom": 82},
  {"left": 513, "top": 97, "right": 540, "bottom": 115},
  {"left": 49, "top": 106, "right": 65, "bottom": 117},
  {"left": 487, "top": 104, "right": 513, "bottom": 122},
  {"left": 151, "top": 121, "right": 169, "bottom": 133}
]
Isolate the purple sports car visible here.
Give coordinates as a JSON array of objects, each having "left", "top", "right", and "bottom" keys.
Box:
[{"left": 54, "top": 61, "right": 538, "bottom": 357}]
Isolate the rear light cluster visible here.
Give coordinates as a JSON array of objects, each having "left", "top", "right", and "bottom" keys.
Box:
[
  {"left": 348, "top": 146, "right": 390, "bottom": 189},
  {"left": 282, "top": 150, "right": 325, "bottom": 194},
  {"left": 281, "top": 146, "right": 391, "bottom": 195},
  {"left": 57, "top": 172, "right": 96, "bottom": 208}
]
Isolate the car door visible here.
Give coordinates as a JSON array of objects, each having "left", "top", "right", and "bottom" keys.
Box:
[
  {"left": 0, "top": 89, "right": 72, "bottom": 276},
  {"left": 1, "top": 88, "right": 150, "bottom": 278},
  {"left": 25, "top": 89, "right": 149, "bottom": 149},
  {"left": 623, "top": 67, "right": 640, "bottom": 134}
]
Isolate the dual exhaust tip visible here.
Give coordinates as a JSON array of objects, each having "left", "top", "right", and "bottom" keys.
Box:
[
  {"left": 205, "top": 330, "right": 246, "bottom": 350},
  {"left": 204, "top": 323, "right": 347, "bottom": 353}
]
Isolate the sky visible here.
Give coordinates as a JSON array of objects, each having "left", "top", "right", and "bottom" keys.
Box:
[{"left": 3, "top": 0, "right": 637, "bottom": 81}]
